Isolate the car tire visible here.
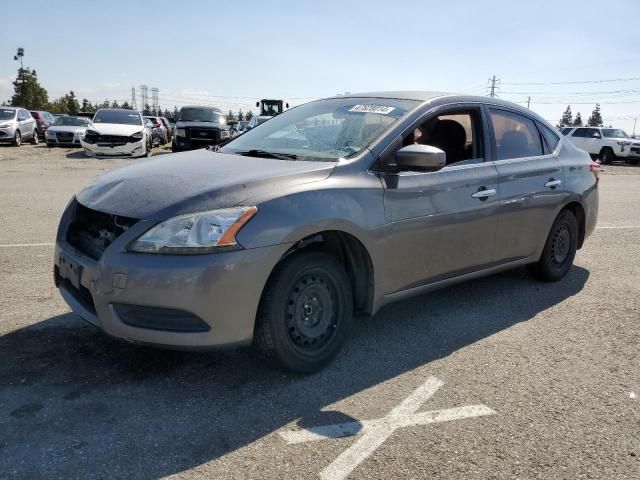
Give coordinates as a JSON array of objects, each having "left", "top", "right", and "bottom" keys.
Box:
[
  {"left": 31, "top": 130, "right": 39, "bottom": 145},
  {"left": 600, "top": 147, "right": 615, "bottom": 164},
  {"left": 12, "top": 130, "right": 21, "bottom": 147},
  {"left": 253, "top": 250, "right": 354, "bottom": 373},
  {"left": 527, "top": 210, "right": 579, "bottom": 282}
]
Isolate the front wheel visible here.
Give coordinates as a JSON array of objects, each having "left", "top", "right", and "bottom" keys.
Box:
[
  {"left": 253, "top": 251, "right": 354, "bottom": 373},
  {"left": 31, "top": 130, "right": 39, "bottom": 145},
  {"left": 527, "top": 210, "right": 579, "bottom": 282},
  {"left": 12, "top": 130, "right": 21, "bottom": 147}
]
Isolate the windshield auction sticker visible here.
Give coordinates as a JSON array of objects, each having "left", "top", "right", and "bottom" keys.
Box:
[{"left": 348, "top": 105, "right": 396, "bottom": 115}]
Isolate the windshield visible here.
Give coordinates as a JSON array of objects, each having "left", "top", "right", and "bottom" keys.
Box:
[
  {"left": 178, "top": 108, "right": 225, "bottom": 123},
  {"left": 602, "top": 128, "right": 630, "bottom": 139},
  {"left": 54, "top": 116, "right": 91, "bottom": 127},
  {"left": 0, "top": 109, "right": 16, "bottom": 121},
  {"left": 221, "top": 97, "right": 420, "bottom": 161},
  {"left": 93, "top": 109, "right": 142, "bottom": 125}
]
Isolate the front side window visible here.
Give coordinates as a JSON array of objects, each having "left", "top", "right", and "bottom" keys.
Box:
[
  {"left": 572, "top": 128, "right": 588, "bottom": 138},
  {"left": 221, "top": 97, "right": 420, "bottom": 162},
  {"left": 93, "top": 109, "right": 142, "bottom": 126},
  {"left": 402, "top": 109, "right": 483, "bottom": 166},
  {"left": 489, "top": 109, "right": 543, "bottom": 160},
  {"left": 586, "top": 128, "right": 601, "bottom": 138}
]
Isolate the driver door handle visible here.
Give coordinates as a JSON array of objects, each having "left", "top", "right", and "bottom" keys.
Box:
[
  {"left": 545, "top": 179, "right": 562, "bottom": 188},
  {"left": 471, "top": 188, "right": 497, "bottom": 199}
]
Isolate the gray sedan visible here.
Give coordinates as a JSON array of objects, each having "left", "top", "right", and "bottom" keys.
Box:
[{"left": 54, "top": 92, "right": 599, "bottom": 372}]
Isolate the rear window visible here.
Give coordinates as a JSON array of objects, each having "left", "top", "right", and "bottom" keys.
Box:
[{"left": 489, "top": 109, "right": 543, "bottom": 160}]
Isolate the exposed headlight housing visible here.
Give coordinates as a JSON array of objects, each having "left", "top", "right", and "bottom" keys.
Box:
[
  {"left": 175, "top": 128, "right": 186, "bottom": 137},
  {"left": 128, "top": 206, "right": 257, "bottom": 254},
  {"left": 130, "top": 131, "right": 143, "bottom": 140}
]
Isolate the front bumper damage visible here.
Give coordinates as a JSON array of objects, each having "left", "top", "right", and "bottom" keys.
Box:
[{"left": 54, "top": 198, "right": 290, "bottom": 349}]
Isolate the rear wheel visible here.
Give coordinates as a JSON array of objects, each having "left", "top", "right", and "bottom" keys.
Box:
[
  {"left": 253, "top": 251, "right": 354, "bottom": 373},
  {"left": 600, "top": 147, "right": 615, "bottom": 164},
  {"left": 31, "top": 130, "right": 39, "bottom": 145},
  {"left": 527, "top": 210, "right": 579, "bottom": 282},
  {"left": 12, "top": 130, "right": 21, "bottom": 147}
]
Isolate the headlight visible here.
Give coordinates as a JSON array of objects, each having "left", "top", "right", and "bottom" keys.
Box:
[
  {"left": 617, "top": 141, "right": 631, "bottom": 146},
  {"left": 130, "top": 131, "right": 143, "bottom": 140},
  {"left": 220, "top": 129, "right": 230, "bottom": 139},
  {"left": 128, "top": 206, "right": 257, "bottom": 254},
  {"left": 0, "top": 123, "right": 10, "bottom": 128},
  {"left": 45, "top": 130, "right": 55, "bottom": 137},
  {"left": 175, "top": 128, "right": 186, "bottom": 137}
]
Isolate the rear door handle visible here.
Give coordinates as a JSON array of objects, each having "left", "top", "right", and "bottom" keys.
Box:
[
  {"left": 471, "top": 188, "right": 497, "bottom": 199},
  {"left": 545, "top": 179, "right": 562, "bottom": 188}
]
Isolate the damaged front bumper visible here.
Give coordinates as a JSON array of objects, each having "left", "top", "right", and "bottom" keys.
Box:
[{"left": 81, "top": 138, "right": 146, "bottom": 158}]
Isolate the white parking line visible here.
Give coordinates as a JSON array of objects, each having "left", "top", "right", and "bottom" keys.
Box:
[
  {"left": 596, "top": 225, "right": 640, "bottom": 229},
  {"left": 279, "top": 376, "right": 495, "bottom": 480},
  {"left": 0, "top": 242, "right": 54, "bottom": 248}
]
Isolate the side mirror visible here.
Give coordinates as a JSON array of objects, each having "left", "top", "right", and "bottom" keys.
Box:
[
  {"left": 285, "top": 103, "right": 289, "bottom": 109},
  {"left": 256, "top": 102, "right": 260, "bottom": 107},
  {"left": 593, "top": 132, "right": 601, "bottom": 138},
  {"left": 395, "top": 144, "right": 446, "bottom": 170}
]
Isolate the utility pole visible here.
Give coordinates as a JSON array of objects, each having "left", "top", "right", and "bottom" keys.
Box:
[
  {"left": 633, "top": 118, "right": 637, "bottom": 137},
  {"left": 140, "top": 85, "right": 148, "bottom": 112},
  {"left": 527, "top": 96, "right": 531, "bottom": 109},
  {"left": 488, "top": 75, "right": 499, "bottom": 98},
  {"left": 131, "top": 86, "right": 137, "bottom": 111},
  {"left": 151, "top": 87, "right": 159, "bottom": 113}
]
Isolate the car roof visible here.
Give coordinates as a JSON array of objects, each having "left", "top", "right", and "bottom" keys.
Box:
[
  {"left": 179, "top": 105, "right": 222, "bottom": 112},
  {"left": 328, "top": 91, "right": 553, "bottom": 126},
  {"left": 1, "top": 106, "right": 19, "bottom": 111}
]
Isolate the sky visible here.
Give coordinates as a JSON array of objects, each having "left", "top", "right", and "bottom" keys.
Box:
[{"left": 2, "top": 0, "right": 640, "bottom": 132}]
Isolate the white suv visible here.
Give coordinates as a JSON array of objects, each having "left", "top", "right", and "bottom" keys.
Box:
[{"left": 560, "top": 126, "right": 640, "bottom": 165}]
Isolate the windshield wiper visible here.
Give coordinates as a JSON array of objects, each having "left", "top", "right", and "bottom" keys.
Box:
[{"left": 235, "top": 149, "right": 298, "bottom": 160}]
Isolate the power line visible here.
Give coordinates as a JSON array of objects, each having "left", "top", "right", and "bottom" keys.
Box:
[{"left": 501, "top": 76, "right": 640, "bottom": 86}]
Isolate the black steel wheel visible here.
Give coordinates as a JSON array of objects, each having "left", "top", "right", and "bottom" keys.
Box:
[
  {"left": 254, "top": 250, "right": 354, "bottom": 373},
  {"left": 528, "top": 210, "right": 578, "bottom": 281}
]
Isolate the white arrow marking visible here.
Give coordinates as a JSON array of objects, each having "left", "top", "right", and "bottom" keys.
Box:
[{"left": 278, "top": 376, "right": 495, "bottom": 480}]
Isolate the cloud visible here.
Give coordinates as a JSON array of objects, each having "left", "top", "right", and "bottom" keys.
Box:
[{"left": 102, "top": 82, "right": 121, "bottom": 88}]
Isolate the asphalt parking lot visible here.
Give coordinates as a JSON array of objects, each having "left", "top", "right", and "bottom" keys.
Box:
[{"left": 0, "top": 144, "right": 639, "bottom": 479}]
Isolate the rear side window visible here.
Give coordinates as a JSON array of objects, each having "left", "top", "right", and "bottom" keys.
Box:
[
  {"left": 489, "top": 109, "right": 543, "bottom": 160},
  {"left": 538, "top": 122, "right": 560, "bottom": 153},
  {"left": 572, "top": 128, "right": 588, "bottom": 138},
  {"left": 561, "top": 128, "right": 573, "bottom": 136}
]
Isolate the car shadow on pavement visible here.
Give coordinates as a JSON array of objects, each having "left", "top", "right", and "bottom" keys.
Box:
[
  {"left": 0, "top": 266, "right": 589, "bottom": 478},
  {"left": 64, "top": 150, "right": 89, "bottom": 159}
]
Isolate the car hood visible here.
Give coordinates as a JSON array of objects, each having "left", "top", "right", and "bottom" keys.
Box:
[
  {"left": 90, "top": 123, "right": 144, "bottom": 136},
  {"left": 76, "top": 150, "right": 336, "bottom": 220},
  {"left": 175, "top": 120, "right": 226, "bottom": 129}
]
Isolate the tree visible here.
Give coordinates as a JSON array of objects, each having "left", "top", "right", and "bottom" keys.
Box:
[
  {"left": 172, "top": 106, "right": 178, "bottom": 120},
  {"left": 573, "top": 112, "right": 583, "bottom": 127},
  {"left": 226, "top": 109, "right": 235, "bottom": 122},
  {"left": 143, "top": 104, "right": 151, "bottom": 116},
  {"left": 13, "top": 48, "right": 25, "bottom": 68},
  {"left": 587, "top": 104, "right": 603, "bottom": 127},
  {"left": 237, "top": 109, "right": 244, "bottom": 121},
  {"left": 10, "top": 68, "right": 49, "bottom": 110},
  {"left": 558, "top": 105, "right": 573, "bottom": 127},
  {"left": 245, "top": 110, "right": 253, "bottom": 121},
  {"left": 111, "top": 100, "right": 120, "bottom": 109},
  {"left": 48, "top": 91, "right": 80, "bottom": 115},
  {"left": 121, "top": 101, "right": 131, "bottom": 110}
]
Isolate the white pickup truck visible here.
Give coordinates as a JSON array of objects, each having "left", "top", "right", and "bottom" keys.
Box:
[{"left": 560, "top": 126, "right": 640, "bottom": 165}]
